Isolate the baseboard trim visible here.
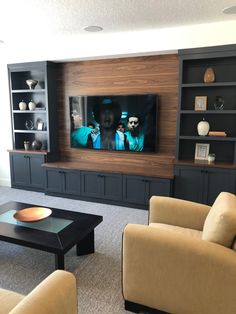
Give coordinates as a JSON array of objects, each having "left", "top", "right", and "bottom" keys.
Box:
[{"left": 0, "top": 178, "right": 11, "bottom": 187}]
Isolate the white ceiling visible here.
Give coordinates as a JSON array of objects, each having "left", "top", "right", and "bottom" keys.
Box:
[
  {"left": 0, "top": 0, "right": 236, "bottom": 62},
  {"left": 0, "top": 0, "right": 235, "bottom": 42}
]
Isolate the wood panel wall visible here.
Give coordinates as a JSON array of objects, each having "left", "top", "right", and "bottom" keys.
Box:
[{"left": 56, "top": 54, "right": 179, "bottom": 178}]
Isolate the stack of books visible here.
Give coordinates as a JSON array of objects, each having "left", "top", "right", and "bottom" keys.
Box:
[{"left": 208, "top": 131, "right": 227, "bottom": 136}]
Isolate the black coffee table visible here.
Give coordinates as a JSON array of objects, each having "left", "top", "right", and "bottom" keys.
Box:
[{"left": 0, "top": 201, "right": 103, "bottom": 269}]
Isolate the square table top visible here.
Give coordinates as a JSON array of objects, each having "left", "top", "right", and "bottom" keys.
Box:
[{"left": 0, "top": 201, "right": 103, "bottom": 254}]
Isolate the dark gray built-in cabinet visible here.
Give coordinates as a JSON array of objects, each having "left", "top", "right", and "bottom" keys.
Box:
[
  {"left": 175, "top": 45, "right": 236, "bottom": 205},
  {"left": 123, "top": 175, "right": 171, "bottom": 205},
  {"left": 8, "top": 61, "right": 57, "bottom": 191},
  {"left": 46, "top": 168, "right": 81, "bottom": 195},
  {"left": 174, "top": 165, "right": 236, "bottom": 205},
  {"left": 44, "top": 166, "right": 172, "bottom": 209},
  {"left": 9, "top": 151, "right": 46, "bottom": 191}
]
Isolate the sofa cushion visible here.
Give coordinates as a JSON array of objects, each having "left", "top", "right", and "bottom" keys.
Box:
[
  {"left": 202, "top": 192, "right": 236, "bottom": 247},
  {"left": 0, "top": 289, "right": 24, "bottom": 314},
  {"left": 149, "top": 223, "right": 202, "bottom": 239}
]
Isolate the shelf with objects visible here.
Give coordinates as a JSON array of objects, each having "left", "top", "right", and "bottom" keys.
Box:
[
  {"left": 174, "top": 44, "right": 236, "bottom": 204},
  {"left": 7, "top": 61, "right": 58, "bottom": 191},
  {"left": 8, "top": 61, "right": 57, "bottom": 153}
]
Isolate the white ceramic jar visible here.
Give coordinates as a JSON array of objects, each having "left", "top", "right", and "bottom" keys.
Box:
[
  {"left": 28, "top": 100, "right": 36, "bottom": 110},
  {"left": 19, "top": 100, "right": 27, "bottom": 110},
  {"left": 197, "top": 118, "right": 210, "bottom": 136}
]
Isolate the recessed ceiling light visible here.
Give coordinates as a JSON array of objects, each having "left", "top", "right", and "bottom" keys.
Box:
[
  {"left": 0, "top": 40, "right": 4, "bottom": 44},
  {"left": 83, "top": 25, "right": 103, "bottom": 32},
  {"left": 222, "top": 6, "right": 236, "bottom": 14}
]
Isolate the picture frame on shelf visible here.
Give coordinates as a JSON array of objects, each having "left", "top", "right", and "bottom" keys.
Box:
[
  {"left": 36, "top": 119, "right": 44, "bottom": 131},
  {"left": 194, "top": 96, "right": 207, "bottom": 111},
  {"left": 194, "top": 143, "right": 210, "bottom": 160}
]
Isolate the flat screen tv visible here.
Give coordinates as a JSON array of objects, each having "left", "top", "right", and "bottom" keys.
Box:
[{"left": 69, "top": 94, "right": 158, "bottom": 152}]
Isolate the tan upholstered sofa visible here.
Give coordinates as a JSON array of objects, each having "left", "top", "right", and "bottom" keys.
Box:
[
  {"left": 122, "top": 192, "right": 236, "bottom": 314},
  {"left": 0, "top": 270, "right": 77, "bottom": 314}
]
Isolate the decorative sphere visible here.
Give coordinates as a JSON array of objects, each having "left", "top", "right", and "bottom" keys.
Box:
[{"left": 31, "top": 140, "right": 42, "bottom": 150}]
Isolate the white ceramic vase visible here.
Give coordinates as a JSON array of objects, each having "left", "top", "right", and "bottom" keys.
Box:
[
  {"left": 19, "top": 100, "right": 27, "bottom": 111},
  {"left": 197, "top": 118, "right": 210, "bottom": 136},
  {"left": 28, "top": 100, "right": 36, "bottom": 110},
  {"left": 26, "top": 79, "right": 38, "bottom": 90}
]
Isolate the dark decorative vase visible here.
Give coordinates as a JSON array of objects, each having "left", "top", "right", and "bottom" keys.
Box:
[
  {"left": 214, "top": 96, "right": 224, "bottom": 110},
  {"left": 31, "top": 140, "right": 42, "bottom": 150}
]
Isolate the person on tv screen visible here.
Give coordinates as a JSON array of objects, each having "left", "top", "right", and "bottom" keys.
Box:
[
  {"left": 88, "top": 98, "right": 127, "bottom": 150},
  {"left": 125, "top": 114, "right": 144, "bottom": 151},
  {"left": 71, "top": 112, "right": 92, "bottom": 148},
  {"left": 117, "top": 122, "right": 125, "bottom": 133}
]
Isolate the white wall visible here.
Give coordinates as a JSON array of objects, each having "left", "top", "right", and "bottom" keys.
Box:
[{"left": 0, "top": 20, "right": 236, "bottom": 186}]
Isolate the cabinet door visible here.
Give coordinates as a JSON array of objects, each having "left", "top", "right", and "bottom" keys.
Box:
[
  {"left": 205, "top": 169, "right": 236, "bottom": 205},
  {"left": 63, "top": 170, "right": 80, "bottom": 195},
  {"left": 123, "top": 175, "right": 147, "bottom": 205},
  {"left": 148, "top": 177, "right": 172, "bottom": 199},
  {"left": 174, "top": 166, "right": 204, "bottom": 203},
  {"left": 103, "top": 173, "right": 122, "bottom": 201},
  {"left": 10, "top": 153, "right": 29, "bottom": 186},
  {"left": 81, "top": 171, "right": 102, "bottom": 198},
  {"left": 45, "top": 169, "right": 63, "bottom": 193},
  {"left": 28, "top": 155, "right": 45, "bottom": 189}
]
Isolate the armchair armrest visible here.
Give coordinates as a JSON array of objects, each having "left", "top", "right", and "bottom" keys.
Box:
[
  {"left": 9, "top": 270, "right": 77, "bottom": 314},
  {"left": 122, "top": 224, "right": 236, "bottom": 314},
  {"left": 149, "top": 196, "right": 211, "bottom": 230}
]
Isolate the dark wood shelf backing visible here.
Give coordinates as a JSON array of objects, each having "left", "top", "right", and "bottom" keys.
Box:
[{"left": 56, "top": 54, "right": 178, "bottom": 180}]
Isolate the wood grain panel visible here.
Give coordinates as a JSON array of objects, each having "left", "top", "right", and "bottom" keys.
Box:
[{"left": 56, "top": 54, "right": 179, "bottom": 177}]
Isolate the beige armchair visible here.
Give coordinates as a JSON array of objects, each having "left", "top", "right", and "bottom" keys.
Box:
[
  {"left": 122, "top": 192, "right": 236, "bottom": 314},
  {"left": 0, "top": 270, "right": 77, "bottom": 314}
]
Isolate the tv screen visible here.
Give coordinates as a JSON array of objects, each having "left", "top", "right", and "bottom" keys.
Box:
[{"left": 69, "top": 94, "right": 158, "bottom": 152}]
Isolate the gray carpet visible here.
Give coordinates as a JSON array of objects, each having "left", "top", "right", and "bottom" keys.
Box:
[{"left": 0, "top": 187, "right": 148, "bottom": 313}]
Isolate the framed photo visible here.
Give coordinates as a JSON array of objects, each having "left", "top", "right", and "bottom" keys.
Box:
[
  {"left": 36, "top": 119, "right": 44, "bottom": 131},
  {"left": 194, "top": 143, "right": 210, "bottom": 160},
  {"left": 195, "top": 96, "right": 207, "bottom": 111}
]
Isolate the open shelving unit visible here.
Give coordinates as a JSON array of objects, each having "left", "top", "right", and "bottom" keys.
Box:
[
  {"left": 8, "top": 61, "right": 57, "bottom": 152},
  {"left": 176, "top": 45, "right": 236, "bottom": 165},
  {"left": 7, "top": 61, "right": 58, "bottom": 191},
  {"left": 174, "top": 45, "right": 236, "bottom": 205}
]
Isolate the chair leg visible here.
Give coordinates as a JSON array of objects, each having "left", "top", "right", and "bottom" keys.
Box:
[
  {"left": 124, "top": 300, "right": 170, "bottom": 313},
  {"left": 124, "top": 300, "right": 141, "bottom": 313}
]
